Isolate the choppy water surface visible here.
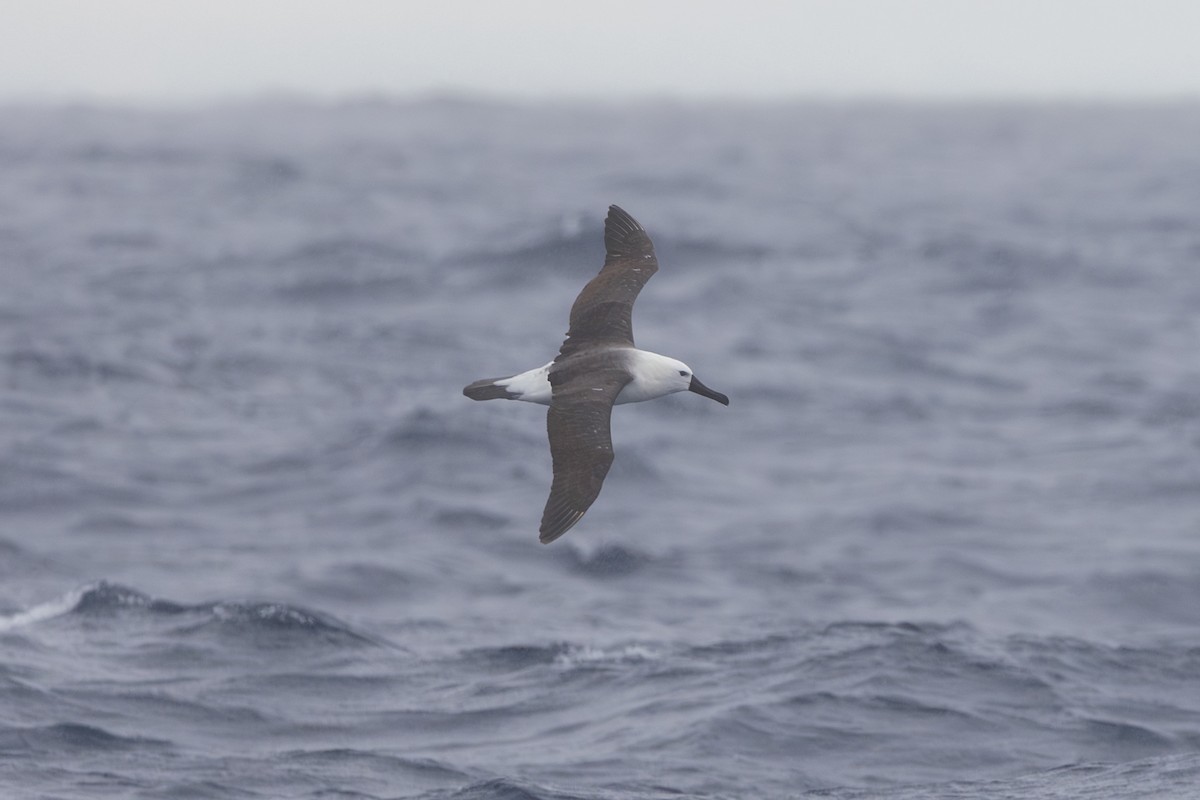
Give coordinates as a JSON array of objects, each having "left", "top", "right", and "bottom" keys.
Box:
[{"left": 2, "top": 99, "right": 1200, "bottom": 798}]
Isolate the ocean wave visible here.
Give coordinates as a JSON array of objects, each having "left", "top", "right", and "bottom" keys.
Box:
[
  {"left": 275, "top": 748, "right": 471, "bottom": 794},
  {"left": 0, "top": 586, "right": 85, "bottom": 633},
  {"left": 278, "top": 747, "right": 468, "bottom": 776},
  {"left": 811, "top": 753, "right": 1200, "bottom": 799},
  {"left": 551, "top": 643, "right": 660, "bottom": 669},
  {"left": 1081, "top": 718, "right": 1176, "bottom": 753},
  {"left": 461, "top": 643, "right": 571, "bottom": 671},
  {"left": 443, "top": 778, "right": 571, "bottom": 800},
  {"left": 1, "top": 581, "right": 379, "bottom": 648},
  {"left": 461, "top": 641, "right": 659, "bottom": 673},
  {"left": 0, "top": 722, "right": 170, "bottom": 754},
  {"left": 671, "top": 623, "right": 1197, "bottom": 779},
  {"left": 71, "top": 582, "right": 188, "bottom": 615},
  {"left": 173, "top": 601, "right": 381, "bottom": 649}
]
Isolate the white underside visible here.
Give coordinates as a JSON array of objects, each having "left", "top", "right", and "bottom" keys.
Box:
[
  {"left": 496, "top": 362, "right": 554, "bottom": 404},
  {"left": 495, "top": 350, "right": 690, "bottom": 406}
]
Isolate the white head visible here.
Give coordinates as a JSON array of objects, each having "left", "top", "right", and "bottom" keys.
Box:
[{"left": 651, "top": 355, "right": 730, "bottom": 405}]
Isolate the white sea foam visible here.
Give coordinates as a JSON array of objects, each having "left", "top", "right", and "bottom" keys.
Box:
[
  {"left": 0, "top": 586, "right": 86, "bottom": 633},
  {"left": 553, "top": 643, "right": 659, "bottom": 668}
]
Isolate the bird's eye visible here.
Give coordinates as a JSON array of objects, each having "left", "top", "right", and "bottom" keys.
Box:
[{"left": 679, "top": 370, "right": 688, "bottom": 376}]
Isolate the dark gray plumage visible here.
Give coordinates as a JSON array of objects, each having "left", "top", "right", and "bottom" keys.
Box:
[{"left": 464, "top": 205, "right": 729, "bottom": 543}]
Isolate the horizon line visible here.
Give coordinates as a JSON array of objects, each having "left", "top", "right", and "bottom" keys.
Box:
[{"left": 4, "top": 87, "right": 1200, "bottom": 112}]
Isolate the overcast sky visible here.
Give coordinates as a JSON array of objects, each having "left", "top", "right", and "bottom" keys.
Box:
[{"left": 3, "top": 0, "right": 1199, "bottom": 104}]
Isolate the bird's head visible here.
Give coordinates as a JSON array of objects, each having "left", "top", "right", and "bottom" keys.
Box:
[{"left": 667, "top": 358, "right": 729, "bottom": 406}]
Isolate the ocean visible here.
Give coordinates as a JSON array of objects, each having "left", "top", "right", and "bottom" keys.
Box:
[{"left": 1, "top": 98, "right": 1199, "bottom": 798}]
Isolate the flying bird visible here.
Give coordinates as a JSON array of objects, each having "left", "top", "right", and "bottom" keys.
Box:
[{"left": 464, "top": 205, "right": 729, "bottom": 543}]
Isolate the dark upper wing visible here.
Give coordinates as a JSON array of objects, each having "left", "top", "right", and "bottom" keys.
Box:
[
  {"left": 538, "top": 362, "right": 631, "bottom": 543},
  {"left": 556, "top": 205, "right": 658, "bottom": 360}
]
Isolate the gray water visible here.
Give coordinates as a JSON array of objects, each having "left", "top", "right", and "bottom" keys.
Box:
[{"left": 2, "top": 99, "right": 1200, "bottom": 799}]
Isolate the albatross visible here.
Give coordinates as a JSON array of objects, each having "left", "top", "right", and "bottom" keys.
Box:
[{"left": 463, "top": 205, "right": 729, "bottom": 543}]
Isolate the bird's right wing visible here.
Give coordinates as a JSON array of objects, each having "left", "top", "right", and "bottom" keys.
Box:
[{"left": 539, "top": 365, "right": 631, "bottom": 543}]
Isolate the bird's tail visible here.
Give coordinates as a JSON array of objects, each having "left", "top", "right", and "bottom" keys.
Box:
[{"left": 463, "top": 377, "right": 518, "bottom": 401}]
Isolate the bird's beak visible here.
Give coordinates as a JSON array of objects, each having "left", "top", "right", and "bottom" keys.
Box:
[{"left": 688, "top": 375, "right": 729, "bottom": 406}]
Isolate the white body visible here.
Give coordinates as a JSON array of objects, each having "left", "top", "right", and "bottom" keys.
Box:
[{"left": 496, "top": 349, "right": 694, "bottom": 406}]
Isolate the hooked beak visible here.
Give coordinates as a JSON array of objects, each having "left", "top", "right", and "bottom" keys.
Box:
[{"left": 688, "top": 375, "right": 730, "bottom": 406}]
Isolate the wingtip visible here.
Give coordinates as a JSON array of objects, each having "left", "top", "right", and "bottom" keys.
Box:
[
  {"left": 605, "top": 204, "right": 643, "bottom": 233},
  {"left": 538, "top": 510, "right": 584, "bottom": 544},
  {"left": 603, "top": 205, "right": 653, "bottom": 262}
]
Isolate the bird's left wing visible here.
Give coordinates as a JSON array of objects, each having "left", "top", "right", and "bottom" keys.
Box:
[{"left": 556, "top": 205, "right": 658, "bottom": 360}]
